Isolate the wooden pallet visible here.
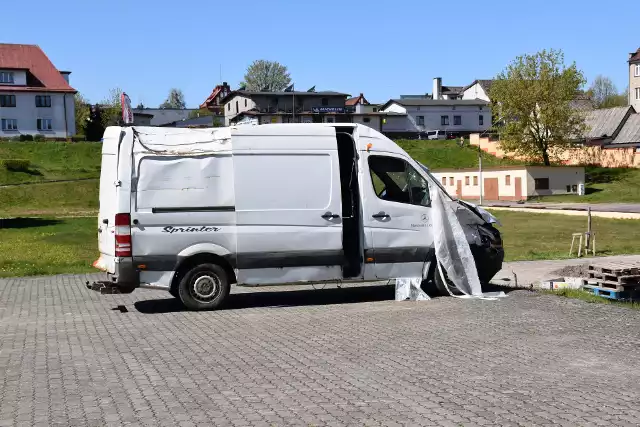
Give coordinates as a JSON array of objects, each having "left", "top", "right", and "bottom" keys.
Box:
[
  {"left": 588, "top": 262, "right": 640, "bottom": 276},
  {"left": 582, "top": 284, "right": 636, "bottom": 300},
  {"left": 588, "top": 272, "right": 640, "bottom": 287}
]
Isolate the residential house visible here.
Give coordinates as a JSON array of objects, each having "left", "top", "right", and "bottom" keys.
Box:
[
  {"left": 200, "top": 82, "right": 231, "bottom": 116},
  {"left": 0, "top": 43, "right": 76, "bottom": 138},
  {"left": 379, "top": 98, "right": 491, "bottom": 137},
  {"left": 160, "top": 115, "right": 223, "bottom": 128},
  {"left": 400, "top": 78, "right": 464, "bottom": 101},
  {"left": 461, "top": 79, "right": 493, "bottom": 102},
  {"left": 432, "top": 166, "right": 585, "bottom": 201},
  {"left": 630, "top": 47, "right": 640, "bottom": 112},
  {"left": 580, "top": 105, "right": 635, "bottom": 145},
  {"left": 222, "top": 89, "right": 352, "bottom": 126},
  {"left": 345, "top": 93, "right": 390, "bottom": 131},
  {"left": 131, "top": 108, "right": 199, "bottom": 126}
]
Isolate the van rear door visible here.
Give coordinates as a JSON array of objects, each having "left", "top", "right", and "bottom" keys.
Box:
[{"left": 95, "top": 128, "right": 124, "bottom": 273}]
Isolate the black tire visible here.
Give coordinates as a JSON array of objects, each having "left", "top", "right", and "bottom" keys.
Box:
[
  {"left": 433, "top": 262, "right": 463, "bottom": 296},
  {"left": 177, "top": 263, "right": 230, "bottom": 311}
]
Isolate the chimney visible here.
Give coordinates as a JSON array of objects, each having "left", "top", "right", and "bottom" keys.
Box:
[
  {"left": 60, "top": 71, "right": 71, "bottom": 84},
  {"left": 433, "top": 77, "right": 442, "bottom": 100}
]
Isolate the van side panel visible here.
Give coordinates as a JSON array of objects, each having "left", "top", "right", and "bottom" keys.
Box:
[
  {"left": 233, "top": 133, "right": 344, "bottom": 285},
  {"left": 130, "top": 151, "right": 236, "bottom": 289}
]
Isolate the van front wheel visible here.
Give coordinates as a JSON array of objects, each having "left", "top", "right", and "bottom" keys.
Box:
[{"left": 178, "top": 263, "right": 230, "bottom": 311}]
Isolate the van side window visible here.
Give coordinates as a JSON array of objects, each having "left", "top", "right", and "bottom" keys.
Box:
[{"left": 368, "top": 156, "right": 430, "bottom": 207}]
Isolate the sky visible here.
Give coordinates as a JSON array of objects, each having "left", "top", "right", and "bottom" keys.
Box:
[{"left": 4, "top": 0, "right": 639, "bottom": 108}]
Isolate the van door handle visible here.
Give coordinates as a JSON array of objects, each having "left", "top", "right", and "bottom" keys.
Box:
[
  {"left": 321, "top": 212, "right": 340, "bottom": 220},
  {"left": 372, "top": 212, "right": 390, "bottom": 219}
]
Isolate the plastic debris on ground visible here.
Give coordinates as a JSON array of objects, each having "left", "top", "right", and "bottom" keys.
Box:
[{"left": 395, "top": 278, "right": 431, "bottom": 301}]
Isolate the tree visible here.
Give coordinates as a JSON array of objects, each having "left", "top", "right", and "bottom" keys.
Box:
[
  {"left": 589, "top": 75, "right": 627, "bottom": 108},
  {"left": 74, "top": 92, "right": 91, "bottom": 136},
  {"left": 241, "top": 60, "right": 291, "bottom": 91},
  {"left": 490, "top": 49, "right": 586, "bottom": 165},
  {"left": 160, "top": 88, "right": 186, "bottom": 109},
  {"left": 100, "top": 87, "right": 123, "bottom": 128}
]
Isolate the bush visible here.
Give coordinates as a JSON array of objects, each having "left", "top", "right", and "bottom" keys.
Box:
[
  {"left": 1, "top": 159, "right": 31, "bottom": 172},
  {"left": 33, "top": 135, "right": 45, "bottom": 142},
  {"left": 19, "top": 134, "right": 34, "bottom": 142}
]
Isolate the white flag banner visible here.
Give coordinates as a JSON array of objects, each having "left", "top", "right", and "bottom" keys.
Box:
[{"left": 121, "top": 92, "right": 133, "bottom": 124}]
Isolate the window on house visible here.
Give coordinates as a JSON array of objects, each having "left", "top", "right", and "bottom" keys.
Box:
[
  {"left": 372, "top": 107, "right": 377, "bottom": 112},
  {"left": 636, "top": 88, "right": 640, "bottom": 100},
  {"left": 473, "top": 176, "right": 478, "bottom": 186},
  {"left": 534, "top": 178, "right": 550, "bottom": 190},
  {"left": 368, "top": 155, "right": 430, "bottom": 207},
  {"left": 449, "top": 177, "right": 454, "bottom": 186},
  {"left": 479, "top": 115, "right": 484, "bottom": 126},
  {"left": 0, "top": 94, "right": 16, "bottom": 107},
  {"left": 441, "top": 177, "right": 446, "bottom": 186},
  {"left": 35, "top": 95, "right": 52, "bottom": 107},
  {"left": 321, "top": 98, "right": 328, "bottom": 106},
  {"left": 636, "top": 64, "right": 640, "bottom": 77},
  {"left": 363, "top": 117, "right": 371, "bottom": 123},
  {"left": 37, "top": 118, "right": 52, "bottom": 131},
  {"left": 416, "top": 115, "right": 424, "bottom": 126},
  {"left": 227, "top": 103, "right": 230, "bottom": 111},
  {"left": 465, "top": 176, "right": 469, "bottom": 185},
  {"left": 453, "top": 115, "right": 461, "bottom": 126},
  {"left": 244, "top": 99, "right": 247, "bottom": 107},
  {"left": 441, "top": 115, "right": 449, "bottom": 126},
  {"left": 235, "top": 101, "right": 239, "bottom": 112},
  {"left": 505, "top": 175, "right": 511, "bottom": 185},
  {"left": 566, "top": 185, "right": 571, "bottom": 192},
  {"left": 0, "top": 72, "right": 15, "bottom": 84},
  {"left": 417, "top": 106, "right": 421, "bottom": 111},
  {"left": 1, "top": 118, "right": 18, "bottom": 130}
]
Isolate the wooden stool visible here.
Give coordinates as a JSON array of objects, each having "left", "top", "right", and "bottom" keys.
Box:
[
  {"left": 570, "top": 231, "right": 596, "bottom": 257},
  {"left": 570, "top": 233, "right": 583, "bottom": 257}
]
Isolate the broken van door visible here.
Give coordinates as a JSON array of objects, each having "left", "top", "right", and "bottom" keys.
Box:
[
  {"left": 363, "top": 152, "right": 434, "bottom": 280},
  {"left": 232, "top": 128, "right": 344, "bottom": 285}
]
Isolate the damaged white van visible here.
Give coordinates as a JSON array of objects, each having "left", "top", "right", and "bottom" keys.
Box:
[{"left": 90, "top": 123, "right": 504, "bottom": 310}]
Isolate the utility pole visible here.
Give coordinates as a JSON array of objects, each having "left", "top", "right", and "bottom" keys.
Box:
[{"left": 478, "top": 145, "right": 483, "bottom": 205}]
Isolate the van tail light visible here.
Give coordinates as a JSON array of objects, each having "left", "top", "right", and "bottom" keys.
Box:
[{"left": 114, "top": 213, "right": 132, "bottom": 257}]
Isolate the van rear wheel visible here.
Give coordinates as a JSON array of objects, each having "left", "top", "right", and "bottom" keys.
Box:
[{"left": 177, "top": 263, "right": 230, "bottom": 311}]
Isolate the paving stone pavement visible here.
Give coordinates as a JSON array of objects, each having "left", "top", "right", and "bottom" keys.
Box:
[{"left": 2, "top": 274, "right": 640, "bottom": 426}]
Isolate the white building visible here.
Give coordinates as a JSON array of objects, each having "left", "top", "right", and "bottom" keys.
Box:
[
  {"left": 432, "top": 166, "right": 585, "bottom": 201},
  {"left": 379, "top": 98, "right": 491, "bottom": 136},
  {"left": 0, "top": 43, "right": 76, "bottom": 138},
  {"left": 461, "top": 79, "right": 493, "bottom": 102}
]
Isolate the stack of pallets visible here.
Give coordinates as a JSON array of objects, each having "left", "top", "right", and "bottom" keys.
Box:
[{"left": 585, "top": 262, "right": 640, "bottom": 300}]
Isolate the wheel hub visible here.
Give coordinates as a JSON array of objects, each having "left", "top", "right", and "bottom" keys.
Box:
[{"left": 192, "top": 275, "right": 219, "bottom": 301}]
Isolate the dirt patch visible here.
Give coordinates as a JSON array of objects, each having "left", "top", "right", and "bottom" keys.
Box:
[{"left": 550, "top": 263, "right": 591, "bottom": 278}]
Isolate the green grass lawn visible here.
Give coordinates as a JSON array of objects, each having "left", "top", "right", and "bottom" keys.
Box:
[
  {"left": 397, "top": 139, "right": 522, "bottom": 170},
  {"left": 0, "top": 180, "right": 98, "bottom": 216},
  {"left": 530, "top": 167, "right": 640, "bottom": 204},
  {"left": 0, "top": 217, "right": 97, "bottom": 278},
  {"left": 0, "top": 141, "right": 102, "bottom": 185},
  {"left": 490, "top": 209, "right": 640, "bottom": 261},
  {"left": 1, "top": 210, "right": 639, "bottom": 278}
]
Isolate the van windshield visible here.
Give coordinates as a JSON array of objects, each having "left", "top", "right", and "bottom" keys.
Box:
[{"left": 416, "top": 161, "right": 455, "bottom": 201}]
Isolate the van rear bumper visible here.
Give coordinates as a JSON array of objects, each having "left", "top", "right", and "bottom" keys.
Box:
[{"left": 93, "top": 256, "right": 140, "bottom": 288}]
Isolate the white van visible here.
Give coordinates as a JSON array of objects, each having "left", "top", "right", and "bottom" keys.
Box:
[{"left": 91, "top": 124, "right": 504, "bottom": 310}]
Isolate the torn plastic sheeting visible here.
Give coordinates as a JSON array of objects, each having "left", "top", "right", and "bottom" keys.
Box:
[
  {"left": 428, "top": 181, "right": 505, "bottom": 300},
  {"left": 395, "top": 278, "right": 431, "bottom": 301}
]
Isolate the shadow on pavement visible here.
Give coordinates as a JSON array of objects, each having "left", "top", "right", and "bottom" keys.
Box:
[
  {"left": 134, "top": 284, "right": 398, "bottom": 314},
  {"left": 0, "top": 217, "right": 62, "bottom": 229},
  {"left": 134, "top": 281, "right": 524, "bottom": 314}
]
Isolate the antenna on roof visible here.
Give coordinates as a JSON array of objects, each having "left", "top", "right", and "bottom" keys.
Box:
[{"left": 307, "top": 86, "right": 316, "bottom": 92}]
